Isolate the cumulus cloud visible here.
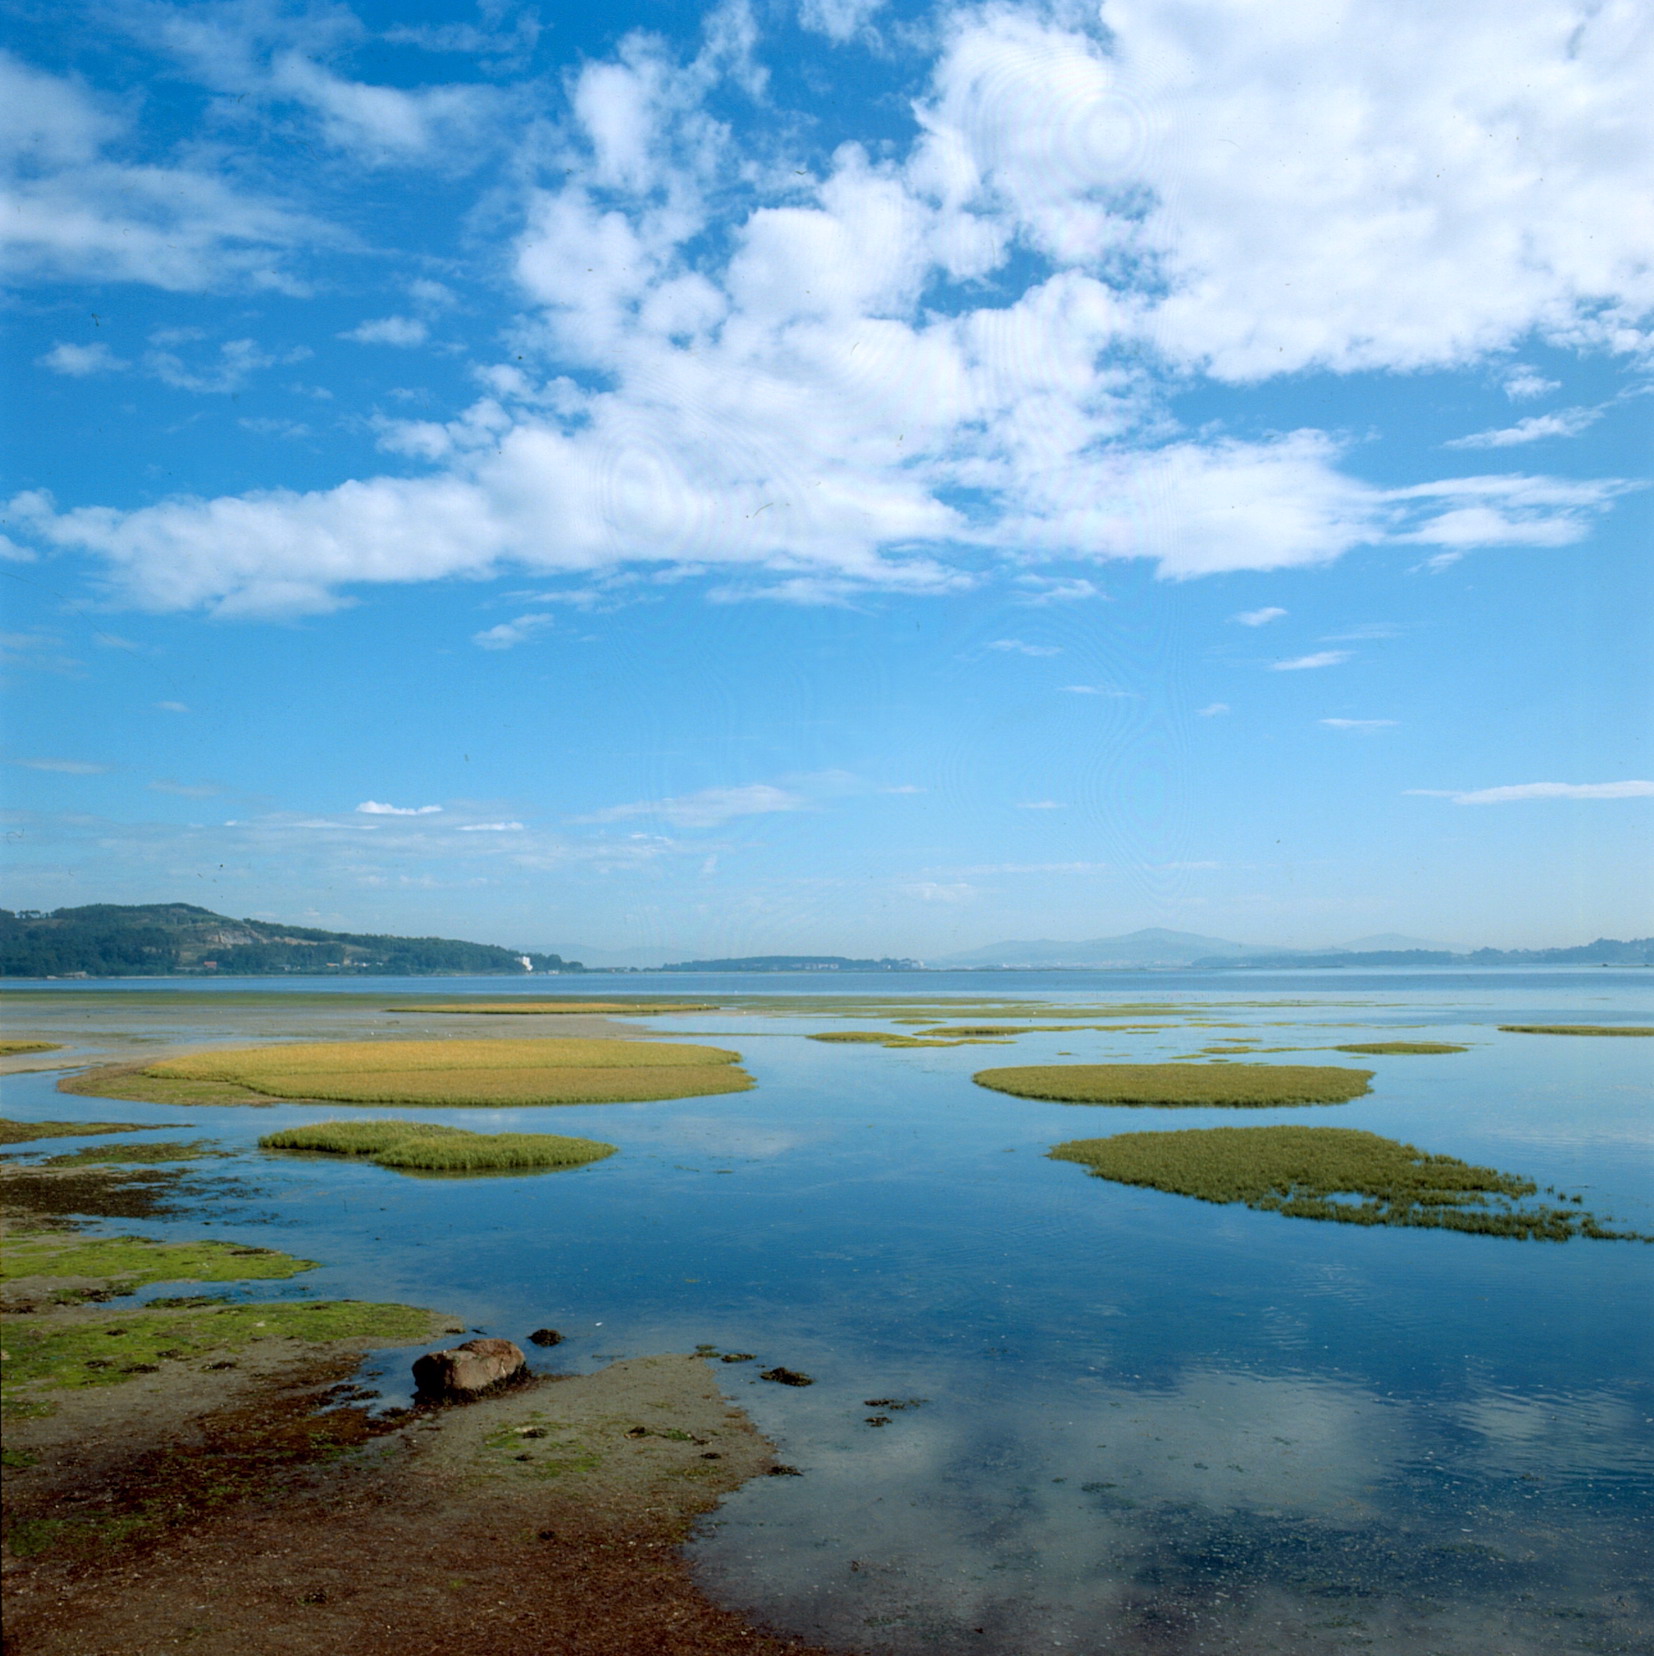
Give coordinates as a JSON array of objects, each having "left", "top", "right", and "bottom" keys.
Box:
[
  {"left": 1503, "top": 366, "right": 1561, "bottom": 400},
  {"left": 341, "top": 315, "right": 429, "bottom": 346},
  {"left": 1233, "top": 606, "right": 1286, "bottom": 627},
  {"left": 799, "top": 0, "right": 886, "bottom": 42},
  {"left": 576, "top": 782, "right": 809, "bottom": 829},
  {"left": 0, "top": 50, "right": 320, "bottom": 292},
  {"left": 458, "top": 820, "right": 525, "bottom": 832},
  {"left": 1272, "top": 651, "right": 1350, "bottom": 671},
  {"left": 356, "top": 800, "right": 442, "bottom": 815},
  {"left": 38, "top": 341, "right": 128, "bottom": 375},
  {"left": 1444, "top": 408, "right": 1602, "bottom": 448},
  {"left": 472, "top": 613, "right": 556, "bottom": 650},
  {"left": 987, "top": 639, "right": 1062, "bottom": 656},
  {"left": 6, "top": 1, "right": 1648, "bottom": 611},
  {"left": 1408, "top": 780, "right": 1654, "bottom": 804}
]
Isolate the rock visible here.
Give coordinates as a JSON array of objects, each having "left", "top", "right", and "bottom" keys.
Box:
[
  {"left": 759, "top": 1366, "right": 813, "bottom": 1387},
  {"left": 527, "top": 1327, "right": 563, "bottom": 1346},
  {"left": 719, "top": 1352, "right": 756, "bottom": 1363},
  {"left": 412, "top": 1337, "right": 528, "bottom": 1401}
]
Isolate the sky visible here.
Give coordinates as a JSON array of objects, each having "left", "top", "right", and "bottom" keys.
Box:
[{"left": 1, "top": 0, "right": 1650, "bottom": 963}]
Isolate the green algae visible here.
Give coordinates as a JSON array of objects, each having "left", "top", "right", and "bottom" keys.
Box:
[
  {"left": 1335, "top": 1042, "right": 1468, "bottom": 1055},
  {"left": 0, "top": 1118, "right": 174, "bottom": 1146},
  {"left": 974, "top": 1062, "right": 1373, "bottom": 1107},
  {"left": 1, "top": 1298, "right": 441, "bottom": 1405},
  {"left": 259, "top": 1118, "right": 617, "bottom": 1173},
  {"left": 42, "top": 1140, "right": 226, "bottom": 1167},
  {"left": 0, "top": 1233, "right": 315, "bottom": 1287},
  {"left": 1498, "top": 1025, "right": 1654, "bottom": 1037},
  {"left": 1048, "top": 1125, "right": 1650, "bottom": 1241}
]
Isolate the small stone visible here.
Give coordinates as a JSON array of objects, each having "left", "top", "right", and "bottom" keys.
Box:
[
  {"left": 767, "top": 1464, "right": 802, "bottom": 1476},
  {"left": 865, "top": 1416, "right": 891, "bottom": 1428},
  {"left": 759, "top": 1366, "right": 813, "bottom": 1387},
  {"left": 412, "top": 1338, "right": 528, "bottom": 1402},
  {"left": 527, "top": 1328, "right": 563, "bottom": 1347},
  {"left": 719, "top": 1353, "right": 756, "bottom": 1363}
]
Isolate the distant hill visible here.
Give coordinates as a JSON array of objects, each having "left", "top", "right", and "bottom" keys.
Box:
[
  {"left": 0, "top": 904, "right": 584, "bottom": 978},
  {"left": 1197, "top": 938, "right": 1654, "bottom": 969},
  {"left": 656, "top": 954, "right": 921, "bottom": 972},
  {"left": 932, "top": 929, "right": 1296, "bottom": 968}
]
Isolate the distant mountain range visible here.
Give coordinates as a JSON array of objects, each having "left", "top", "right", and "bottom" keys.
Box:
[
  {"left": 929, "top": 927, "right": 1652, "bottom": 968},
  {"left": 0, "top": 904, "right": 583, "bottom": 978}
]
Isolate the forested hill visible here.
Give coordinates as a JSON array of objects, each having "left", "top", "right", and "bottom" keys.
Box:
[{"left": 0, "top": 904, "right": 582, "bottom": 978}]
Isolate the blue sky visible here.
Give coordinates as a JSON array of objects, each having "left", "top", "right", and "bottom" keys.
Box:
[{"left": 2, "top": 0, "right": 1649, "bottom": 961}]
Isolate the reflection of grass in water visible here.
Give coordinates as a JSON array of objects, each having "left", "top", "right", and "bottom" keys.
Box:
[
  {"left": 1335, "top": 1042, "right": 1467, "bottom": 1055},
  {"left": 43, "top": 1140, "right": 224, "bottom": 1167},
  {"left": 0, "top": 1041, "right": 61, "bottom": 1057},
  {"left": 77, "top": 1037, "right": 754, "bottom": 1108},
  {"left": 1050, "top": 1125, "right": 1650, "bottom": 1240},
  {"left": 975, "top": 1063, "right": 1372, "bottom": 1107},
  {"left": 259, "top": 1118, "right": 616, "bottom": 1172},
  {"left": 1498, "top": 1024, "right": 1654, "bottom": 1037},
  {"left": 0, "top": 1119, "right": 168, "bottom": 1146},
  {"left": 0, "top": 1232, "right": 313, "bottom": 1286}
]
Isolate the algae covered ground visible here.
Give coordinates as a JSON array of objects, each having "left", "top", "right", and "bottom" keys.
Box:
[
  {"left": 0, "top": 1119, "right": 169, "bottom": 1146},
  {"left": 69, "top": 1036, "right": 755, "bottom": 1108},
  {"left": 259, "top": 1118, "right": 618, "bottom": 1173},
  {"left": 974, "top": 1062, "right": 1373, "bottom": 1107},
  {"left": 1049, "top": 1125, "right": 1649, "bottom": 1241},
  {"left": 0, "top": 1232, "right": 315, "bottom": 1289}
]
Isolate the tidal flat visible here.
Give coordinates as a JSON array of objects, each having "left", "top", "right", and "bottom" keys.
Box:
[{"left": 1, "top": 971, "right": 1650, "bottom": 1655}]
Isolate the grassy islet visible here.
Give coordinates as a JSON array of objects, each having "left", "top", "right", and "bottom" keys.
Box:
[
  {"left": 974, "top": 1062, "right": 1372, "bottom": 1107},
  {"left": 1498, "top": 1024, "right": 1654, "bottom": 1037},
  {"left": 259, "top": 1118, "right": 617, "bottom": 1173},
  {"left": 0, "top": 1119, "right": 169, "bottom": 1146},
  {"left": 1335, "top": 1042, "right": 1467, "bottom": 1055},
  {"left": 1049, "top": 1125, "right": 1648, "bottom": 1240}
]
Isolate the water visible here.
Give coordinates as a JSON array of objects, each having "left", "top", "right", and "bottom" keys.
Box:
[{"left": 3, "top": 970, "right": 1651, "bottom": 1653}]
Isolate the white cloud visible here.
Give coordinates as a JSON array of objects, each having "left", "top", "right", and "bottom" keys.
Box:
[
  {"left": 1409, "top": 780, "right": 1654, "bottom": 805},
  {"left": 1271, "top": 651, "right": 1350, "bottom": 671},
  {"left": 458, "top": 820, "right": 525, "bottom": 832},
  {"left": 10, "top": 757, "right": 109, "bottom": 773},
  {"left": 8, "top": 3, "right": 1647, "bottom": 611},
  {"left": 1320, "top": 718, "right": 1396, "bottom": 731},
  {"left": 0, "top": 51, "right": 319, "bottom": 292},
  {"left": 987, "top": 638, "right": 1062, "bottom": 656},
  {"left": 155, "top": 700, "right": 189, "bottom": 713},
  {"left": 472, "top": 613, "right": 556, "bottom": 650},
  {"left": 1503, "top": 366, "right": 1561, "bottom": 400},
  {"left": 1197, "top": 702, "right": 1230, "bottom": 716},
  {"left": 149, "top": 778, "right": 220, "bottom": 797},
  {"left": 1063, "top": 684, "right": 1136, "bottom": 697},
  {"left": 799, "top": 0, "right": 886, "bottom": 43},
  {"left": 341, "top": 315, "right": 429, "bottom": 347},
  {"left": 38, "top": 341, "right": 128, "bottom": 376},
  {"left": 1444, "top": 408, "right": 1602, "bottom": 448},
  {"left": 145, "top": 338, "right": 310, "bottom": 395},
  {"left": 1232, "top": 606, "right": 1286, "bottom": 627},
  {"left": 356, "top": 800, "right": 442, "bottom": 815},
  {"left": 577, "top": 782, "right": 808, "bottom": 829},
  {"left": 1016, "top": 799, "right": 1065, "bottom": 809}
]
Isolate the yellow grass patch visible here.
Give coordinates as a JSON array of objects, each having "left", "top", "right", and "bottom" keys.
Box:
[
  {"left": 973, "top": 1062, "right": 1373, "bottom": 1107},
  {"left": 140, "top": 1038, "right": 753, "bottom": 1107}
]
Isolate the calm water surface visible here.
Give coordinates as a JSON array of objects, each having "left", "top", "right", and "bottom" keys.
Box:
[{"left": 2, "top": 969, "right": 1650, "bottom": 1654}]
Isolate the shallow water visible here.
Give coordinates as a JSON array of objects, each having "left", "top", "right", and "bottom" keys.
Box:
[{"left": 2, "top": 969, "right": 1651, "bottom": 1654}]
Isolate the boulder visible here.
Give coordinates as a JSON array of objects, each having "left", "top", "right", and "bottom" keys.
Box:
[{"left": 412, "top": 1337, "right": 527, "bottom": 1401}]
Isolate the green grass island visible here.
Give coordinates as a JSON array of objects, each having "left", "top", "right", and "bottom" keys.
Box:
[
  {"left": 1049, "top": 1125, "right": 1649, "bottom": 1241},
  {"left": 0, "top": 1118, "right": 173, "bottom": 1146},
  {"left": 60, "top": 1036, "right": 755, "bottom": 1108},
  {"left": 1334, "top": 1041, "right": 1468, "bottom": 1055},
  {"left": 0, "top": 1042, "right": 63, "bottom": 1058},
  {"left": 259, "top": 1118, "right": 617, "bottom": 1173},
  {"left": 973, "top": 1062, "right": 1373, "bottom": 1107},
  {"left": 1497, "top": 1024, "right": 1654, "bottom": 1037}
]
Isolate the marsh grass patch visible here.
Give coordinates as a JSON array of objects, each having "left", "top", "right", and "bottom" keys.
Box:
[
  {"left": 0, "top": 1042, "right": 62, "bottom": 1057},
  {"left": 396, "top": 1002, "right": 718, "bottom": 1016},
  {"left": 1049, "top": 1125, "right": 1649, "bottom": 1241},
  {"left": 807, "top": 1031, "right": 998, "bottom": 1048},
  {"left": 974, "top": 1063, "right": 1373, "bottom": 1107},
  {"left": 74, "top": 1037, "right": 754, "bottom": 1108},
  {"left": 43, "top": 1140, "right": 227, "bottom": 1167},
  {"left": 1498, "top": 1025, "right": 1654, "bottom": 1037},
  {"left": 259, "top": 1118, "right": 616, "bottom": 1173},
  {"left": 1335, "top": 1042, "right": 1468, "bottom": 1055}
]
